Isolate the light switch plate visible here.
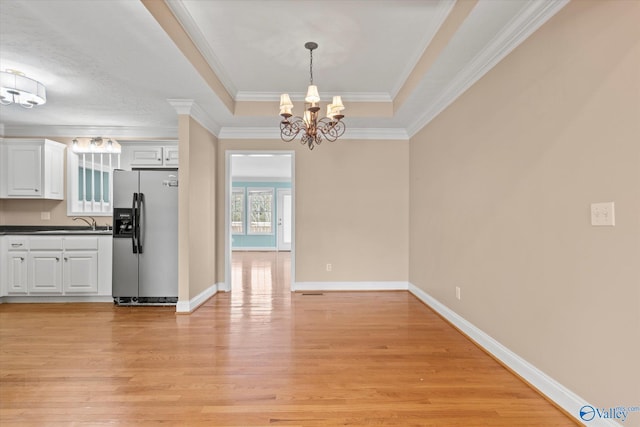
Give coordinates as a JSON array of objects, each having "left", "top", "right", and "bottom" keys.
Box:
[{"left": 591, "top": 202, "right": 615, "bottom": 226}]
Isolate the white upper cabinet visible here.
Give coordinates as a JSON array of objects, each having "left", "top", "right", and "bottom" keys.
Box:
[
  {"left": 0, "top": 139, "right": 66, "bottom": 199},
  {"left": 120, "top": 142, "right": 178, "bottom": 169}
]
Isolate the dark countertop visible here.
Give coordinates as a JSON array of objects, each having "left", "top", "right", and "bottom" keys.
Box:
[{"left": 0, "top": 225, "right": 113, "bottom": 236}]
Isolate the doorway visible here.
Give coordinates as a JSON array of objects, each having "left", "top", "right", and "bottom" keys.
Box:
[{"left": 225, "top": 151, "right": 295, "bottom": 293}]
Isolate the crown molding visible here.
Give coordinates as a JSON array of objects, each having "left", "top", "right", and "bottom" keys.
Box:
[
  {"left": 235, "top": 91, "right": 392, "bottom": 103},
  {"left": 0, "top": 125, "right": 178, "bottom": 139},
  {"left": 218, "top": 126, "right": 408, "bottom": 141},
  {"left": 389, "top": 0, "right": 456, "bottom": 98},
  {"left": 167, "top": 98, "right": 221, "bottom": 137},
  {"left": 165, "top": 0, "right": 237, "bottom": 97},
  {"left": 407, "top": 0, "right": 569, "bottom": 137}
]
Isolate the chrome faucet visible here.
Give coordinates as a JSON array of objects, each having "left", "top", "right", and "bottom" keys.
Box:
[{"left": 73, "top": 216, "right": 97, "bottom": 230}]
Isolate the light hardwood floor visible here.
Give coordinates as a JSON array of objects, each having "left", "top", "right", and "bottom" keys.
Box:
[{"left": 0, "top": 251, "right": 577, "bottom": 426}]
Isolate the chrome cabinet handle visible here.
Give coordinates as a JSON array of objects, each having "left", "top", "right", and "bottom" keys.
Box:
[
  {"left": 11, "top": 243, "right": 23, "bottom": 248},
  {"left": 55, "top": 257, "right": 60, "bottom": 262},
  {"left": 19, "top": 257, "right": 24, "bottom": 262},
  {"left": 64, "top": 257, "right": 68, "bottom": 262}
]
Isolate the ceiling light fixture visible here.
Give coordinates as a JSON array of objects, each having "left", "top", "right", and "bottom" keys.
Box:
[
  {"left": 0, "top": 69, "right": 47, "bottom": 108},
  {"left": 279, "top": 42, "right": 345, "bottom": 150},
  {"left": 72, "top": 137, "right": 120, "bottom": 154}
]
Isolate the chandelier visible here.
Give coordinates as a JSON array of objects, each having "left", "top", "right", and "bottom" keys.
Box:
[
  {"left": 279, "top": 42, "right": 345, "bottom": 150},
  {"left": 0, "top": 69, "right": 47, "bottom": 108}
]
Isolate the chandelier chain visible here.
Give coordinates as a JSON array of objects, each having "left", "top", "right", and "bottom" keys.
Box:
[{"left": 309, "top": 48, "right": 314, "bottom": 85}]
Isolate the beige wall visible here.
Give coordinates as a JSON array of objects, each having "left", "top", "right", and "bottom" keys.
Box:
[
  {"left": 216, "top": 139, "right": 409, "bottom": 284},
  {"left": 178, "top": 116, "right": 217, "bottom": 301},
  {"left": 409, "top": 0, "right": 639, "bottom": 406}
]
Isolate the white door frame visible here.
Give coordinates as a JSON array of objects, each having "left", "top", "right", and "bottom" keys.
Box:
[
  {"left": 224, "top": 150, "right": 295, "bottom": 292},
  {"left": 277, "top": 188, "right": 292, "bottom": 251}
]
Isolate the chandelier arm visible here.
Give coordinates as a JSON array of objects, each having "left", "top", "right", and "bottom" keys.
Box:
[
  {"left": 280, "top": 116, "right": 306, "bottom": 142},
  {"left": 317, "top": 118, "right": 346, "bottom": 142}
]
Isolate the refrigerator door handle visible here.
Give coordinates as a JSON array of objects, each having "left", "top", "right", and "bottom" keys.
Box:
[
  {"left": 132, "top": 192, "right": 138, "bottom": 254},
  {"left": 138, "top": 193, "right": 145, "bottom": 253}
]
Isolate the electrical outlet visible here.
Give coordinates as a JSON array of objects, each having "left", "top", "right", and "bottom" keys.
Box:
[
  {"left": 41, "top": 211, "right": 51, "bottom": 220},
  {"left": 591, "top": 202, "right": 615, "bottom": 226},
  {"left": 455, "top": 286, "right": 461, "bottom": 300},
  {"left": 326, "top": 263, "right": 332, "bottom": 272}
]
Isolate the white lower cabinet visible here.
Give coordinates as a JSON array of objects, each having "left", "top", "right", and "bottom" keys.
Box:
[
  {"left": 28, "top": 251, "right": 63, "bottom": 293},
  {"left": 63, "top": 251, "right": 98, "bottom": 293},
  {"left": 1, "top": 235, "right": 106, "bottom": 298},
  {"left": 5, "top": 251, "right": 28, "bottom": 294}
]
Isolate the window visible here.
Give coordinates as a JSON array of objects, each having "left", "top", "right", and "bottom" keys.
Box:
[
  {"left": 67, "top": 149, "right": 120, "bottom": 216},
  {"left": 231, "top": 188, "right": 245, "bottom": 234},
  {"left": 78, "top": 166, "right": 110, "bottom": 203},
  {"left": 248, "top": 188, "right": 274, "bottom": 234}
]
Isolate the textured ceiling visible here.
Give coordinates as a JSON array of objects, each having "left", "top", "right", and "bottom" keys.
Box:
[{"left": 0, "top": 0, "right": 568, "bottom": 140}]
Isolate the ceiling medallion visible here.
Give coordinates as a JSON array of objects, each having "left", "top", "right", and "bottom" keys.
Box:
[{"left": 279, "top": 42, "right": 346, "bottom": 150}]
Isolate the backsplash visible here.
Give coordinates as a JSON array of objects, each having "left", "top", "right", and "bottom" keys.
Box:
[{"left": 0, "top": 198, "right": 112, "bottom": 226}]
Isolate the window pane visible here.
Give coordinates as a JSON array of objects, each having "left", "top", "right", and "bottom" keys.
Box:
[
  {"left": 248, "top": 189, "right": 273, "bottom": 234},
  {"left": 231, "top": 189, "right": 244, "bottom": 234},
  {"left": 78, "top": 167, "right": 110, "bottom": 203}
]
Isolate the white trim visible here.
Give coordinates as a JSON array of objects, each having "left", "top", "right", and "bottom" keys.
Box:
[
  {"left": 0, "top": 296, "right": 113, "bottom": 303},
  {"left": 175, "top": 282, "right": 218, "bottom": 313},
  {"left": 167, "top": 99, "right": 221, "bottom": 136},
  {"left": 408, "top": 283, "right": 619, "bottom": 427},
  {"left": 2, "top": 125, "right": 178, "bottom": 139},
  {"left": 165, "top": 0, "right": 238, "bottom": 98},
  {"left": 218, "top": 127, "right": 409, "bottom": 141},
  {"left": 293, "top": 281, "right": 409, "bottom": 292},
  {"left": 407, "top": 0, "right": 570, "bottom": 137},
  {"left": 389, "top": 0, "right": 456, "bottom": 98},
  {"left": 235, "top": 91, "right": 392, "bottom": 103},
  {"left": 217, "top": 281, "right": 230, "bottom": 292}
]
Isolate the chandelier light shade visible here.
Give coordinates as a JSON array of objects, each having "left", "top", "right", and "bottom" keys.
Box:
[
  {"left": 0, "top": 69, "right": 47, "bottom": 108},
  {"left": 279, "top": 42, "right": 346, "bottom": 150}
]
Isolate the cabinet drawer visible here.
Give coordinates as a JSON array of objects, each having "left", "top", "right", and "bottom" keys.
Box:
[
  {"left": 64, "top": 237, "right": 99, "bottom": 250},
  {"left": 30, "top": 237, "right": 64, "bottom": 250},
  {"left": 6, "top": 237, "right": 29, "bottom": 250}
]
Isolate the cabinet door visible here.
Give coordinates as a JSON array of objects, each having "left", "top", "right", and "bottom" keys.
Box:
[
  {"left": 44, "top": 144, "right": 65, "bottom": 199},
  {"left": 7, "top": 145, "right": 42, "bottom": 196},
  {"left": 164, "top": 146, "right": 179, "bottom": 166},
  {"left": 5, "top": 252, "right": 28, "bottom": 294},
  {"left": 28, "top": 251, "right": 63, "bottom": 293},
  {"left": 129, "top": 146, "right": 164, "bottom": 166},
  {"left": 63, "top": 251, "right": 98, "bottom": 293}
]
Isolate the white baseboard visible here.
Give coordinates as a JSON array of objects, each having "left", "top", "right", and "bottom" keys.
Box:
[
  {"left": 408, "top": 283, "right": 620, "bottom": 427},
  {"left": 217, "top": 281, "right": 231, "bottom": 292},
  {"left": 176, "top": 283, "right": 218, "bottom": 313},
  {"left": 0, "top": 296, "right": 113, "bottom": 303},
  {"left": 293, "top": 281, "right": 409, "bottom": 292}
]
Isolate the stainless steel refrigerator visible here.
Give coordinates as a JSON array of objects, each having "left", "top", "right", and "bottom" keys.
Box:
[{"left": 112, "top": 169, "right": 178, "bottom": 305}]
